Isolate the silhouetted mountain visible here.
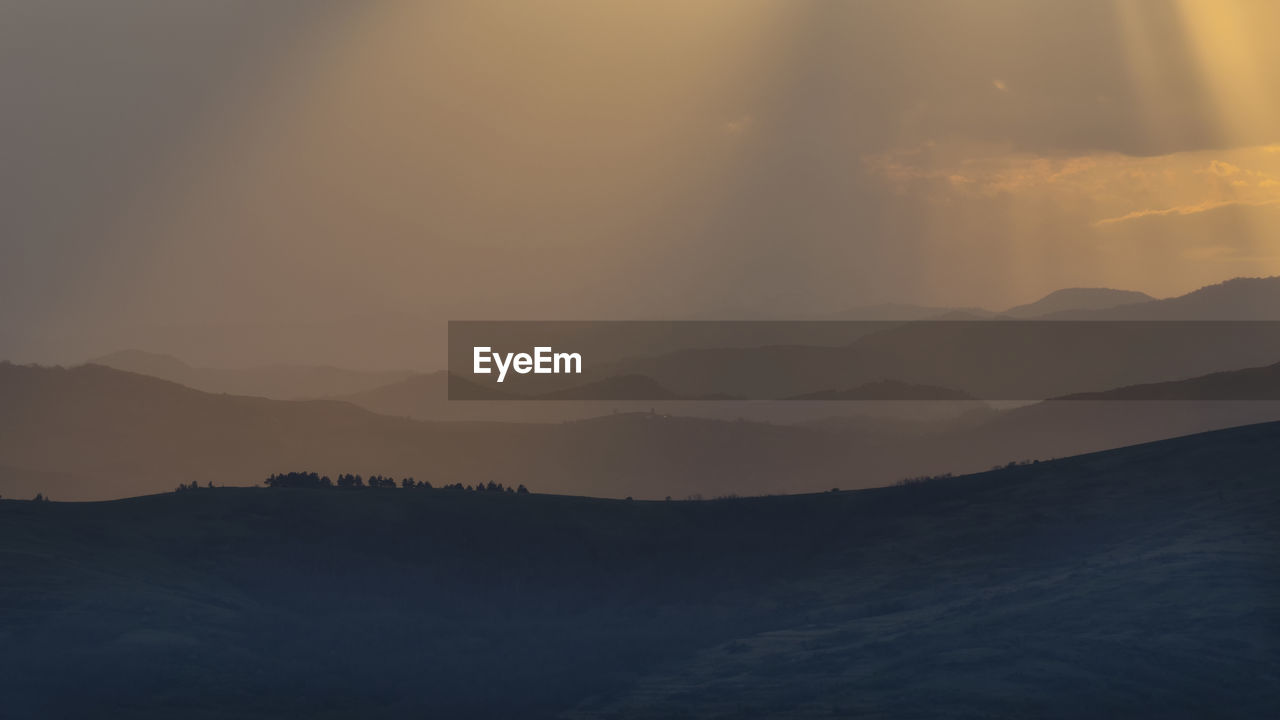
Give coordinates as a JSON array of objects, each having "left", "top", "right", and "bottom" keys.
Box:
[
  {"left": 795, "top": 405, "right": 998, "bottom": 438},
  {"left": 444, "top": 372, "right": 695, "bottom": 401},
  {"left": 834, "top": 286, "right": 1156, "bottom": 322},
  {"left": 8, "top": 360, "right": 1280, "bottom": 504},
  {"left": 536, "top": 374, "right": 692, "bottom": 400},
  {"left": 583, "top": 318, "right": 1280, "bottom": 400},
  {"left": 3, "top": 421, "right": 1277, "bottom": 718},
  {"left": 830, "top": 303, "right": 998, "bottom": 320},
  {"left": 60, "top": 311, "right": 446, "bottom": 374},
  {"left": 91, "top": 349, "right": 194, "bottom": 378},
  {"left": 1056, "top": 360, "right": 1280, "bottom": 400},
  {"left": 445, "top": 372, "right": 722, "bottom": 402},
  {"left": 0, "top": 363, "right": 862, "bottom": 501},
  {"left": 335, "top": 371, "right": 447, "bottom": 414},
  {"left": 1041, "top": 276, "right": 1280, "bottom": 319},
  {"left": 444, "top": 278, "right": 1251, "bottom": 401},
  {"left": 1002, "top": 287, "right": 1154, "bottom": 318},
  {"left": 341, "top": 372, "right": 918, "bottom": 424},
  {"left": 788, "top": 379, "right": 975, "bottom": 401},
  {"left": 446, "top": 371, "right": 522, "bottom": 400},
  {"left": 91, "top": 349, "right": 415, "bottom": 400},
  {"left": 898, "top": 388, "right": 1280, "bottom": 484},
  {"left": 334, "top": 371, "right": 604, "bottom": 421},
  {"left": 533, "top": 278, "right": 1280, "bottom": 401}
]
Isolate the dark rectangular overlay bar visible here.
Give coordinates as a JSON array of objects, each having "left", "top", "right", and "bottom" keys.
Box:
[{"left": 448, "top": 321, "right": 1280, "bottom": 401}]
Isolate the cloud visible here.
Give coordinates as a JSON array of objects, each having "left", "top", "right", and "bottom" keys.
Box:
[
  {"left": 1095, "top": 199, "right": 1265, "bottom": 226},
  {"left": 867, "top": 142, "right": 1280, "bottom": 228},
  {"left": 1205, "top": 160, "right": 1241, "bottom": 177},
  {"left": 723, "top": 114, "right": 755, "bottom": 136}
]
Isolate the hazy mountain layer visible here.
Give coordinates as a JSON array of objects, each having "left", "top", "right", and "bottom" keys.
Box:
[
  {"left": 90, "top": 349, "right": 415, "bottom": 400},
  {"left": 7, "top": 362, "right": 1280, "bottom": 502},
  {"left": 1001, "top": 287, "right": 1155, "bottom": 317}
]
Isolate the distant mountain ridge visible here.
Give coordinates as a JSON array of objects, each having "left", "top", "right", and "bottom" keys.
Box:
[
  {"left": 0, "top": 363, "right": 863, "bottom": 501},
  {"left": 1055, "top": 360, "right": 1280, "bottom": 400},
  {"left": 839, "top": 277, "right": 1280, "bottom": 322},
  {"left": 1001, "top": 287, "right": 1155, "bottom": 318},
  {"left": 550, "top": 276, "right": 1280, "bottom": 400},
  {"left": 333, "top": 276, "right": 1280, "bottom": 411},
  {"left": 1040, "top": 276, "right": 1280, "bottom": 320},
  {"left": 7, "top": 360, "right": 1280, "bottom": 503},
  {"left": 830, "top": 303, "right": 999, "bottom": 321},
  {"left": 788, "top": 379, "right": 975, "bottom": 401},
  {"left": 836, "top": 286, "right": 1153, "bottom": 321},
  {"left": 533, "top": 374, "right": 736, "bottom": 401},
  {"left": 90, "top": 349, "right": 415, "bottom": 400}
]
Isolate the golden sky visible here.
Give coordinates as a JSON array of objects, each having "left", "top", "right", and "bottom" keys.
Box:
[{"left": 2, "top": 0, "right": 1278, "bottom": 366}]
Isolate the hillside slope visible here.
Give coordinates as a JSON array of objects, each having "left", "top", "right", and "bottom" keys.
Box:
[
  {"left": 1058, "top": 360, "right": 1280, "bottom": 400},
  {"left": 2, "top": 422, "right": 1277, "bottom": 718}
]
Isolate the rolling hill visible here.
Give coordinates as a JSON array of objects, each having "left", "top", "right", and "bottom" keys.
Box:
[
  {"left": 2, "top": 421, "right": 1277, "bottom": 718},
  {"left": 336, "top": 371, "right": 967, "bottom": 424},
  {"left": 1058, "top": 359, "right": 1280, "bottom": 400},
  {"left": 1001, "top": 287, "right": 1155, "bottom": 317},
  {"left": 91, "top": 349, "right": 415, "bottom": 400},
  {"left": 572, "top": 318, "right": 1280, "bottom": 400},
  {"left": 8, "top": 360, "right": 1280, "bottom": 503},
  {"left": 833, "top": 285, "right": 1153, "bottom": 320},
  {"left": 0, "top": 363, "right": 866, "bottom": 501},
  {"left": 529, "top": 277, "right": 1280, "bottom": 400},
  {"left": 788, "top": 379, "right": 975, "bottom": 401},
  {"left": 1040, "top": 276, "right": 1280, "bottom": 320}
]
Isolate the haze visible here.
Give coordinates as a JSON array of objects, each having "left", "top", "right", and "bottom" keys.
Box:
[{"left": 3, "top": 0, "right": 1278, "bottom": 369}]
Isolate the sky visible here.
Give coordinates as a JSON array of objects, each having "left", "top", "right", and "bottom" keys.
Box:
[{"left": 2, "top": 0, "right": 1279, "bottom": 368}]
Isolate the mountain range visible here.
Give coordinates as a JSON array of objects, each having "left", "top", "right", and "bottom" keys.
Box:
[
  {"left": 7, "top": 355, "right": 1280, "bottom": 502},
  {"left": 89, "top": 349, "right": 414, "bottom": 400},
  {"left": 0, "top": 363, "right": 860, "bottom": 501},
  {"left": 9, "top": 275, "right": 1279, "bottom": 502},
  {"left": 1037, "top": 276, "right": 1280, "bottom": 320},
  {"left": 84, "top": 277, "right": 1280, "bottom": 410},
  {"left": 362, "top": 276, "right": 1280, "bottom": 408},
  {"left": 1000, "top": 287, "right": 1155, "bottom": 317}
]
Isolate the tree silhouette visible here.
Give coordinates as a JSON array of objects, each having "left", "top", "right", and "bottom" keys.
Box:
[{"left": 254, "top": 472, "right": 528, "bottom": 496}]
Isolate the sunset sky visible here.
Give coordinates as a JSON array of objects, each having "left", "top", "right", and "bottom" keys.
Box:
[{"left": 3, "top": 0, "right": 1279, "bottom": 367}]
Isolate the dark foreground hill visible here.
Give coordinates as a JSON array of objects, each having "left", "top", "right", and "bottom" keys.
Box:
[{"left": 2, "top": 422, "right": 1278, "bottom": 718}]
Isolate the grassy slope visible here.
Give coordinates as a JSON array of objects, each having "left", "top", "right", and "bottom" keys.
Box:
[{"left": 1, "top": 422, "right": 1279, "bottom": 718}]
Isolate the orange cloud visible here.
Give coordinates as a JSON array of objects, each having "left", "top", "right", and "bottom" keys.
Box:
[
  {"left": 1094, "top": 199, "right": 1279, "bottom": 226},
  {"left": 866, "top": 142, "right": 1280, "bottom": 227}
]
